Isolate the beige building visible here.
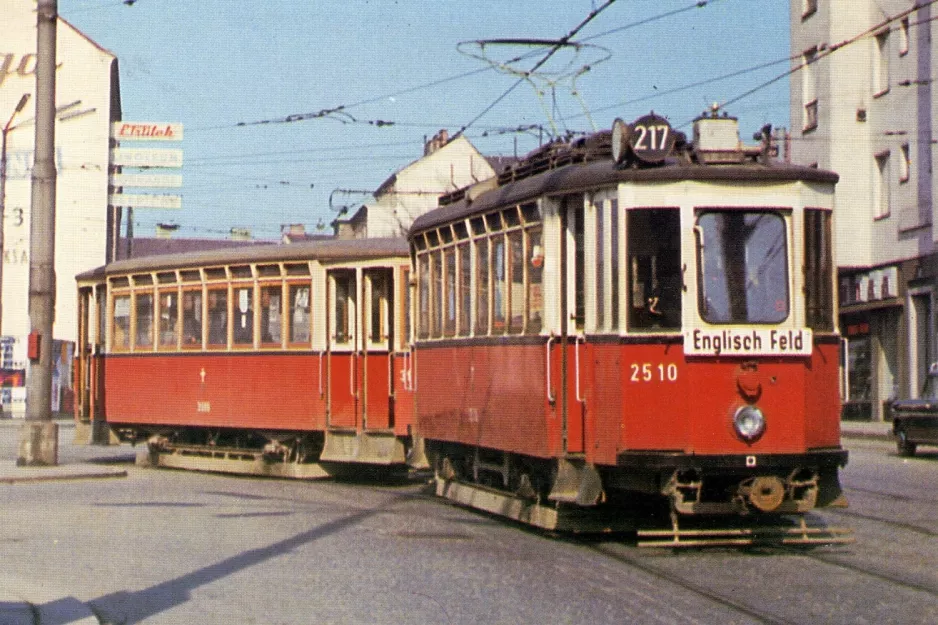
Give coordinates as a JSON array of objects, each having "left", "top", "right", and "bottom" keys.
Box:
[
  {"left": 1, "top": 2, "right": 120, "bottom": 412},
  {"left": 335, "top": 130, "right": 498, "bottom": 239},
  {"left": 790, "top": 0, "right": 935, "bottom": 419}
]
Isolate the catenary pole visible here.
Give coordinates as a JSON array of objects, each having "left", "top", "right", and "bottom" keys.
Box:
[{"left": 18, "top": 0, "right": 58, "bottom": 466}]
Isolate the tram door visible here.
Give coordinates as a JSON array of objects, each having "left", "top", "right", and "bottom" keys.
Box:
[
  {"left": 75, "top": 285, "right": 106, "bottom": 437},
  {"left": 362, "top": 269, "right": 394, "bottom": 430},
  {"left": 327, "top": 270, "right": 360, "bottom": 429},
  {"left": 549, "top": 197, "right": 587, "bottom": 455}
]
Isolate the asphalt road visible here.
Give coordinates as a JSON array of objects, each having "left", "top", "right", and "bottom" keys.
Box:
[{"left": 0, "top": 424, "right": 936, "bottom": 624}]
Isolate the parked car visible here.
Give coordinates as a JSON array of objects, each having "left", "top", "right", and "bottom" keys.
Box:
[{"left": 890, "top": 364, "right": 938, "bottom": 457}]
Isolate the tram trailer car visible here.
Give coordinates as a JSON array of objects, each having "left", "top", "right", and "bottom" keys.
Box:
[
  {"left": 408, "top": 112, "right": 850, "bottom": 543},
  {"left": 74, "top": 238, "right": 421, "bottom": 477}
]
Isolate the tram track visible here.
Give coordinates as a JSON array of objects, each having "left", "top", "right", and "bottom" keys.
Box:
[
  {"left": 843, "top": 484, "right": 938, "bottom": 506},
  {"left": 589, "top": 536, "right": 938, "bottom": 624},
  {"left": 781, "top": 544, "right": 938, "bottom": 601},
  {"left": 823, "top": 506, "right": 938, "bottom": 538},
  {"left": 587, "top": 542, "right": 801, "bottom": 625}
]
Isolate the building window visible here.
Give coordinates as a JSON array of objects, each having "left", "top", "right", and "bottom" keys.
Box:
[
  {"left": 899, "top": 143, "right": 910, "bottom": 183},
  {"left": 873, "top": 30, "right": 890, "bottom": 97},
  {"left": 873, "top": 151, "right": 891, "bottom": 219},
  {"left": 804, "top": 100, "right": 818, "bottom": 133},
  {"left": 802, "top": 49, "right": 818, "bottom": 132},
  {"left": 899, "top": 17, "right": 910, "bottom": 57},
  {"left": 802, "top": 0, "right": 817, "bottom": 19}
]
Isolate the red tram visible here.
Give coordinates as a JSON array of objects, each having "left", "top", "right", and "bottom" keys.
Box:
[
  {"left": 73, "top": 111, "right": 851, "bottom": 544},
  {"left": 408, "top": 112, "right": 850, "bottom": 543},
  {"left": 74, "top": 238, "right": 420, "bottom": 476}
]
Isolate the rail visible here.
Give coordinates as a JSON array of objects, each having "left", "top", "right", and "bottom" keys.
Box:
[{"left": 546, "top": 335, "right": 555, "bottom": 403}]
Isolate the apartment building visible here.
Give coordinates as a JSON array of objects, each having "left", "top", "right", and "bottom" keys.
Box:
[{"left": 791, "top": 0, "right": 937, "bottom": 420}]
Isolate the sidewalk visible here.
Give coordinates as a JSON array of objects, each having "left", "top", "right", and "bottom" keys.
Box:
[
  {"left": 840, "top": 419, "right": 894, "bottom": 442},
  {"left": 0, "top": 421, "right": 126, "bottom": 624}
]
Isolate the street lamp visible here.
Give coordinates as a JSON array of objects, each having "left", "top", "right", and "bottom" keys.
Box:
[{"left": 0, "top": 93, "right": 31, "bottom": 337}]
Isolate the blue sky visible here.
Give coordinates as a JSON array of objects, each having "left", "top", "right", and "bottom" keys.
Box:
[{"left": 60, "top": 0, "right": 791, "bottom": 239}]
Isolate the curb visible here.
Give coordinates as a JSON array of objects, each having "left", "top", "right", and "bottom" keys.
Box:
[{"left": 0, "top": 463, "right": 127, "bottom": 484}]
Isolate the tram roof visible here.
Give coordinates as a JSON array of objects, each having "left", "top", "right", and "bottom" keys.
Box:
[
  {"left": 76, "top": 237, "right": 410, "bottom": 280},
  {"left": 410, "top": 158, "right": 839, "bottom": 234}
]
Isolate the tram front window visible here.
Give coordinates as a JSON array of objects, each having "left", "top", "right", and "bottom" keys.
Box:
[
  {"left": 628, "top": 209, "right": 681, "bottom": 330},
  {"left": 696, "top": 210, "right": 788, "bottom": 324}
]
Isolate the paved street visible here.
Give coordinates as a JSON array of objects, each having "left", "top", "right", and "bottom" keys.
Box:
[{"left": 1, "top": 420, "right": 936, "bottom": 625}]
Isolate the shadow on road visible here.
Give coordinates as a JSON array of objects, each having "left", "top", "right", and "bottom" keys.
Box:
[{"left": 45, "top": 495, "right": 403, "bottom": 624}]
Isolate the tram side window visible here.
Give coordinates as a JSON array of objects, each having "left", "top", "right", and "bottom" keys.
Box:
[
  {"left": 207, "top": 289, "right": 228, "bottom": 347},
  {"left": 333, "top": 273, "right": 354, "bottom": 344},
  {"left": 401, "top": 268, "right": 411, "bottom": 346},
  {"left": 805, "top": 209, "right": 833, "bottom": 331},
  {"left": 508, "top": 230, "right": 524, "bottom": 334},
  {"left": 232, "top": 286, "right": 254, "bottom": 346},
  {"left": 369, "top": 273, "right": 389, "bottom": 344},
  {"left": 135, "top": 293, "right": 154, "bottom": 349},
  {"left": 158, "top": 291, "right": 179, "bottom": 349},
  {"left": 417, "top": 255, "right": 430, "bottom": 339},
  {"left": 444, "top": 248, "right": 457, "bottom": 337},
  {"left": 288, "top": 284, "right": 310, "bottom": 344},
  {"left": 527, "top": 227, "right": 544, "bottom": 333},
  {"left": 182, "top": 290, "right": 202, "bottom": 347},
  {"left": 260, "top": 285, "right": 282, "bottom": 345},
  {"left": 112, "top": 295, "right": 131, "bottom": 351},
  {"left": 458, "top": 242, "right": 471, "bottom": 336},
  {"left": 628, "top": 209, "right": 681, "bottom": 330},
  {"left": 475, "top": 239, "right": 489, "bottom": 335},
  {"left": 432, "top": 250, "right": 443, "bottom": 338},
  {"left": 492, "top": 237, "right": 506, "bottom": 333},
  {"left": 96, "top": 289, "right": 107, "bottom": 349}
]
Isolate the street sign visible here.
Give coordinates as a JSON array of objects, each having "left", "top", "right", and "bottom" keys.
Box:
[
  {"left": 109, "top": 173, "right": 183, "bottom": 188},
  {"left": 110, "top": 148, "right": 183, "bottom": 168},
  {"left": 108, "top": 193, "right": 182, "bottom": 209},
  {"left": 111, "top": 122, "right": 184, "bottom": 141}
]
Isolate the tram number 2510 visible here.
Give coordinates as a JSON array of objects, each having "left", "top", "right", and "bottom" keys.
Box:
[{"left": 630, "top": 363, "right": 679, "bottom": 383}]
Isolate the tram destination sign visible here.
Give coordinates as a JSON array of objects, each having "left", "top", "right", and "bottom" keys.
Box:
[{"left": 684, "top": 328, "right": 813, "bottom": 357}]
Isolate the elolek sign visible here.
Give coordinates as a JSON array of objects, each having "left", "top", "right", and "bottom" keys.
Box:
[{"left": 111, "top": 122, "right": 183, "bottom": 142}]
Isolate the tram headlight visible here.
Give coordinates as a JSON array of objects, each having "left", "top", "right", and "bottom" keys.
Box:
[{"left": 734, "top": 405, "right": 766, "bottom": 442}]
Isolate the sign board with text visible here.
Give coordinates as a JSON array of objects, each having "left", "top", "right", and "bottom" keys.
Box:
[
  {"left": 110, "top": 148, "right": 183, "bottom": 169},
  {"left": 108, "top": 193, "right": 182, "bottom": 209},
  {"left": 111, "top": 122, "right": 184, "bottom": 142}
]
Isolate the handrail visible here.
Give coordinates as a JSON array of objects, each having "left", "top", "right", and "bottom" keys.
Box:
[
  {"left": 575, "top": 335, "right": 584, "bottom": 403},
  {"left": 546, "top": 334, "right": 556, "bottom": 403},
  {"left": 318, "top": 350, "right": 324, "bottom": 397},
  {"left": 350, "top": 351, "right": 359, "bottom": 400}
]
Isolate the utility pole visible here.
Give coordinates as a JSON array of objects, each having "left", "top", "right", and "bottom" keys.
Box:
[{"left": 18, "top": 0, "right": 58, "bottom": 466}]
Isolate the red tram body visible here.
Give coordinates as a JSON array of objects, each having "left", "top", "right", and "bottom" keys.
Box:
[
  {"left": 74, "top": 111, "right": 851, "bottom": 544},
  {"left": 408, "top": 113, "right": 849, "bottom": 542},
  {"left": 74, "top": 238, "right": 419, "bottom": 476}
]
